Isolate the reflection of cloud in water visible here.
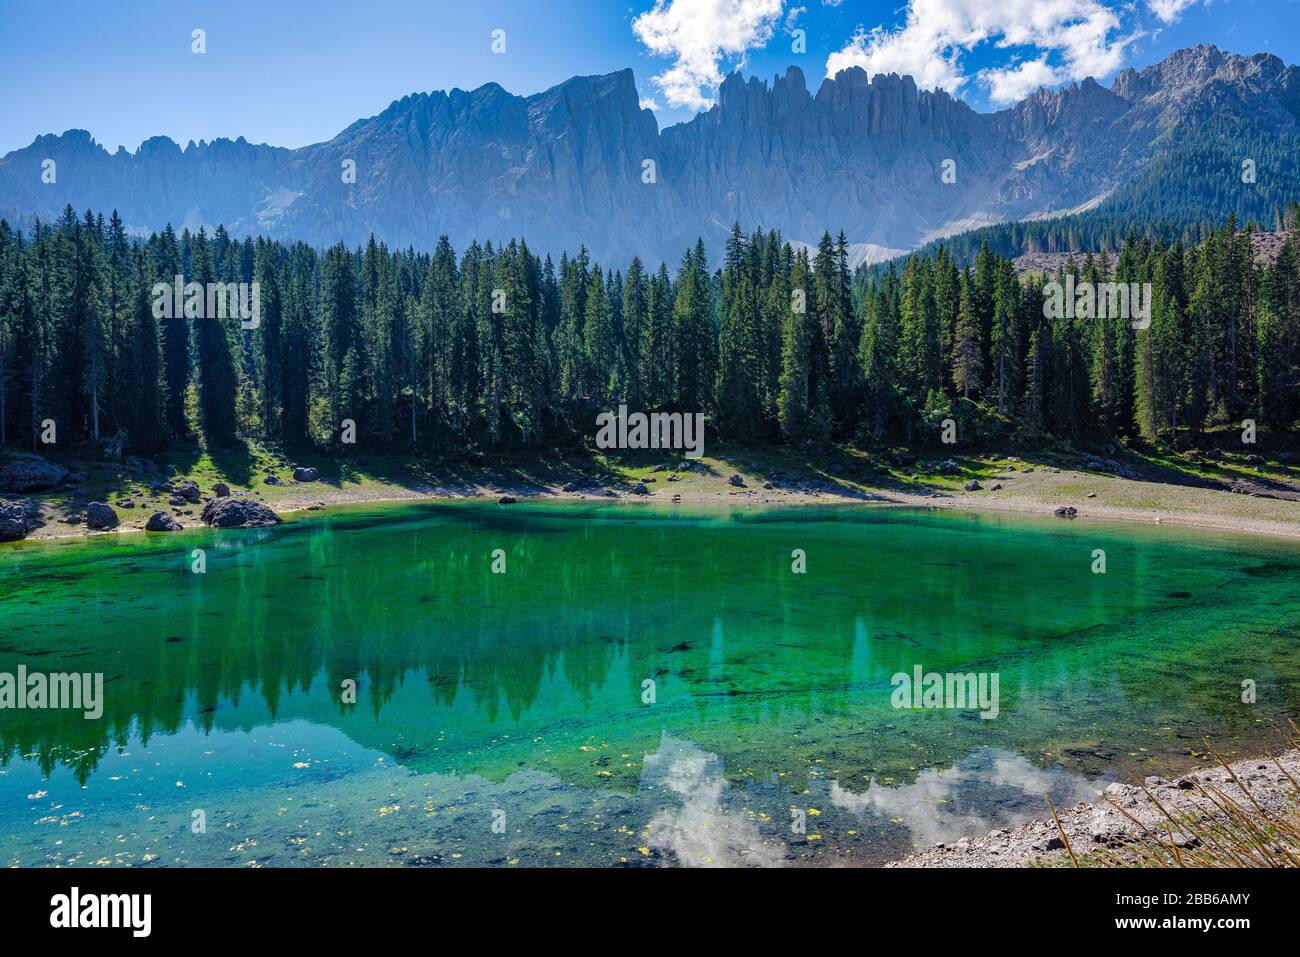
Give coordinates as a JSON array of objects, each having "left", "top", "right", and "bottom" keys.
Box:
[
  {"left": 828, "top": 748, "right": 1108, "bottom": 849},
  {"left": 640, "top": 734, "right": 786, "bottom": 868}
]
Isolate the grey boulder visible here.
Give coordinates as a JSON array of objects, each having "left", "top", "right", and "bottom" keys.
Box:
[
  {"left": 145, "top": 510, "right": 183, "bottom": 532},
  {"left": 0, "top": 499, "right": 31, "bottom": 541},
  {"left": 85, "top": 502, "right": 119, "bottom": 530},
  {"left": 200, "top": 498, "right": 283, "bottom": 528},
  {"left": 0, "top": 456, "right": 69, "bottom": 492}
]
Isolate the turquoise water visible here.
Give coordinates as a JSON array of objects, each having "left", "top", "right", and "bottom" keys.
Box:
[{"left": 1, "top": 501, "right": 1298, "bottom": 866}]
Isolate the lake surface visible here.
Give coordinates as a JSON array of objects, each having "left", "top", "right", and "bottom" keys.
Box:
[{"left": 1, "top": 501, "right": 1298, "bottom": 867}]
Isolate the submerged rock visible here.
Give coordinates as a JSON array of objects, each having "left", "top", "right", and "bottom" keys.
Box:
[
  {"left": 201, "top": 498, "right": 282, "bottom": 528},
  {"left": 85, "top": 502, "right": 119, "bottom": 530},
  {"left": 145, "top": 510, "right": 183, "bottom": 532}
]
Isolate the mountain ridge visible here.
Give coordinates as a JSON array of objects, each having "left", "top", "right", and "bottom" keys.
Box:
[{"left": 2, "top": 43, "right": 1297, "bottom": 266}]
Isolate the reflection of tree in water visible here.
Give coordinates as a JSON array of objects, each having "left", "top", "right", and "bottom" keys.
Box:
[
  {"left": 3, "top": 503, "right": 1298, "bottom": 789},
  {"left": 1, "top": 506, "right": 846, "bottom": 783}
]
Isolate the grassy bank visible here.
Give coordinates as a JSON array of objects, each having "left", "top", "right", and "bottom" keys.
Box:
[{"left": 4, "top": 433, "right": 1300, "bottom": 542}]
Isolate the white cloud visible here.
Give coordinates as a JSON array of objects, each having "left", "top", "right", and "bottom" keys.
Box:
[
  {"left": 983, "top": 56, "right": 1065, "bottom": 102},
  {"left": 824, "top": 0, "right": 1141, "bottom": 104},
  {"left": 1148, "top": 0, "right": 1201, "bottom": 24},
  {"left": 639, "top": 96, "right": 662, "bottom": 110},
  {"left": 633, "top": 0, "right": 785, "bottom": 111}
]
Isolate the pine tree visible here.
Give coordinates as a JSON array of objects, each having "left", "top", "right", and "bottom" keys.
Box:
[{"left": 952, "top": 272, "right": 983, "bottom": 400}]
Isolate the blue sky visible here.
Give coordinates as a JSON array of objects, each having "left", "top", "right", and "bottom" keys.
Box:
[{"left": 1, "top": 0, "right": 1297, "bottom": 156}]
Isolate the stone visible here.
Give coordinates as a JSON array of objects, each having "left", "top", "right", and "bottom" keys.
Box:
[
  {"left": 0, "top": 499, "right": 31, "bottom": 541},
  {"left": 145, "top": 511, "right": 183, "bottom": 532},
  {"left": 85, "top": 502, "right": 119, "bottom": 530},
  {"left": 964, "top": 480, "right": 982, "bottom": 491},
  {"left": 728, "top": 474, "right": 745, "bottom": 487},
  {"left": 1053, "top": 506, "right": 1078, "bottom": 518},
  {"left": 0, "top": 456, "right": 69, "bottom": 493},
  {"left": 264, "top": 475, "right": 284, "bottom": 486},
  {"left": 293, "top": 467, "right": 320, "bottom": 482},
  {"left": 176, "top": 480, "right": 201, "bottom": 503},
  {"left": 200, "top": 498, "right": 283, "bottom": 528},
  {"left": 630, "top": 483, "right": 649, "bottom": 495},
  {"left": 213, "top": 482, "right": 231, "bottom": 497},
  {"left": 497, "top": 495, "right": 516, "bottom": 504}
]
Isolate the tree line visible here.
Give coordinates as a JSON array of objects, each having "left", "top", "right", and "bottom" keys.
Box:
[{"left": 0, "top": 207, "right": 1296, "bottom": 458}]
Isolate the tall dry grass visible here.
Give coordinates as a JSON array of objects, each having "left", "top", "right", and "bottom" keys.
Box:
[{"left": 1049, "top": 721, "right": 1300, "bottom": 868}]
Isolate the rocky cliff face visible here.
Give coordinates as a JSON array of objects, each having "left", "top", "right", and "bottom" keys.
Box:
[{"left": 1, "top": 45, "right": 1295, "bottom": 266}]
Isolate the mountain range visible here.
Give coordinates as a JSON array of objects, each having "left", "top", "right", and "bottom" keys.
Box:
[{"left": 1, "top": 44, "right": 1297, "bottom": 267}]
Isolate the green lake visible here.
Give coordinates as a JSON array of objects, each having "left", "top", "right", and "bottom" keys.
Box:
[{"left": 1, "top": 501, "right": 1298, "bottom": 867}]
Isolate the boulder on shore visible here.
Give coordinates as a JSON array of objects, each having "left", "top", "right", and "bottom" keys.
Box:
[
  {"left": 1054, "top": 506, "right": 1079, "bottom": 519},
  {"left": 201, "top": 498, "right": 282, "bottom": 528},
  {"left": 293, "top": 467, "right": 320, "bottom": 482},
  {"left": 498, "top": 495, "right": 517, "bottom": 504},
  {"left": 213, "top": 482, "right": 231, "bottom": 498},
  {"left": 145, "top": 511, "right": 183, "bottom": 532},
  {"left": 0, "top": 456, "right": 69, "bottom": 493},
  {"left": 0, "top": 499, "right": 31, "bottom": 541},
  {"left": 176, "top": 480, "right": 201, "bottom": 503},
  {"left": 964, "top": 480, "right": 982, "bottom": 491},
  {"left": 85, "top": 502, "right": 119, "bottom": 530}
]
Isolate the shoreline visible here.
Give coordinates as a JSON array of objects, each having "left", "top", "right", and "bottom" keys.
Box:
[
  {"left": 11, "top": 472, "right": 1300, "bottom": 545},
  {"left": 887, "top": 745, "right": 1300, "bottom": 868}
]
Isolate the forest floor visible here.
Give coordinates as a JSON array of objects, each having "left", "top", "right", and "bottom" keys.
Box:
[{"left": 5, "top": 431, "right": 1300, "bottom": 543}]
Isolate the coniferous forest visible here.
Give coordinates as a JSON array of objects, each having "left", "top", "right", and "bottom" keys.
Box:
[{"left": 0, "top": 205, "right": 1297, "bottom": 459}]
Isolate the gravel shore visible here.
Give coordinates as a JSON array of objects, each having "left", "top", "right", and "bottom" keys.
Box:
[{"left": 888, "top": 747, "right": 1300, "bottom": 867}]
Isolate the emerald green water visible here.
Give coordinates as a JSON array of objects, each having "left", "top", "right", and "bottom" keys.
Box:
[{"left": 1, "top": 501, "right": 1298, "bottom": 867}]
